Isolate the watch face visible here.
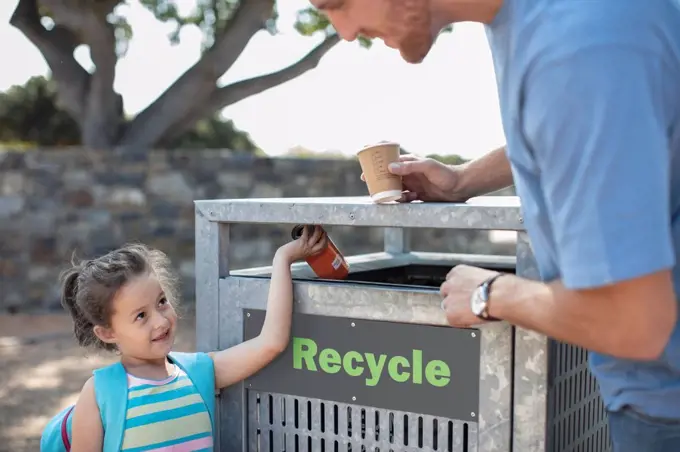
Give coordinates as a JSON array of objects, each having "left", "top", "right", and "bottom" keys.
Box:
[{"left": 471, "top": 288, "right": 486, "bottom": 316}]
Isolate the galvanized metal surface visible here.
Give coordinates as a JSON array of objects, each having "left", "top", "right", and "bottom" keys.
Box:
[
  {"left": 545, "top": 341, "right": 612, "bottom": 451},
  {"left": 247, "top": 391, "right": 477, "bottom": 452},
  {"left": 195, "top": 209, "right": 232, "bottom": 448},
  {"left": 514, "top": 232, "right": 612, "bottom": 452},
  {"left": 194, "top": 197, "right": 613, "bottom": 452},
  {"left": 194, "top": 196, "right": 523, "bottom": 230},
  {"left": 194, "top": 208, "right": 223, "bottom": 352},
  {"left": 221, "top": 275, "right": 514, "bottom": 451},
  {"left": 512, "top": 232, "right": 548, "bottom": 452},
  {"left": 384, "top": 227, "right": 411, "bottom": 253}
]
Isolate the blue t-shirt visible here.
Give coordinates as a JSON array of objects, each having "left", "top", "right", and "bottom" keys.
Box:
[{"left": 486, "top": 0, "right": 680, "bottom": 418}]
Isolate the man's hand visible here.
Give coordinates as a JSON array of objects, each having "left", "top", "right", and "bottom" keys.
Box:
[
  {"left": 361, "top": 154, "right": 468, "bottom": 202},
  {"left": 439, "top": 264, "right": 501, "bottom": 327}
]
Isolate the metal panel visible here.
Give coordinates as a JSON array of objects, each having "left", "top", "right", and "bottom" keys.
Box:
[
  {"left": 220, "top": 276, "right": 513, "bottom": 451},
  {"left": 246, "top": 390, "right": 476, "bottom": 451},
  {"left": 546, "top": 341, "right": 612, "bottom": 451},
  {"left": 194, "top": 207, "right": 231, "bottom": 449},
  {"left": 218, "top": 277, "right": 248, "bottom": 451},
  {"left": 243, "top": 309, "right": 482, "bottom": 422},
  {"left": 194, "top": 206, "right": 225, "bottom": 352},
  {"left": 194, "top": 196, "right": 523, "bottom": 230},
  {"left": 384, "top": 227, "right": 411, "bottom": 253},
  {"left": 514, "top": 232, "right": 612, "bottom": 452},
  {"left": 513, "top": 231, "right": 549, "bottom": 452}
]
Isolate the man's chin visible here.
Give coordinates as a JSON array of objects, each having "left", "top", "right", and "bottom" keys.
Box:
[
  {"left": 396, "top": 36, "right": 434, "bottom": 64},
  {"left": 399, "top": 48, "right": 429, "bottom": 64}
]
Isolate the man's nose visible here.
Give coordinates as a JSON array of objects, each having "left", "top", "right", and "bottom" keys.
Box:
[{"left": 329, "top": 14, "right": 359, "bottom": 42}]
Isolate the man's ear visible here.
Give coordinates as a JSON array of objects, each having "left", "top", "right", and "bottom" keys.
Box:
[{"left": 93, "top": 325, "right": 117, "bottom": 345}]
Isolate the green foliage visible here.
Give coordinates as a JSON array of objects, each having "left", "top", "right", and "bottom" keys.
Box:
[
  {"left": 136, "top": 1, "right": 332, "bottom": 52},
  {"left": 284, "top": 145, "right": 350, "bottom": 159},
  {"left": 128, "top": 1, "right": 372, "bottom": 52},
  {"left": 0, "top": 76, "right": 259, "bottom": 151},
  {"left": 165, "top": 115, "right": 260, "bottom": 151},
  {"left": 0, "top": 76, "right": 80, "bottom": 146}
]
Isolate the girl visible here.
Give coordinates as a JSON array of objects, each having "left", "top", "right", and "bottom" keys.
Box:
[{"left": 54, "top": 225, "right": 327, "bottom": 451}]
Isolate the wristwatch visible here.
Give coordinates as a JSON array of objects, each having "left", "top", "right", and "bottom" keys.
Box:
[{"left": 470, "top": 273, "right": 504, "bottom": 321}]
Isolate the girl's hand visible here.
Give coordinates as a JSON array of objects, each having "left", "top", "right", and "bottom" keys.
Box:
[{"left": 278, "top": 225, "right": 328, "bottom": 262}]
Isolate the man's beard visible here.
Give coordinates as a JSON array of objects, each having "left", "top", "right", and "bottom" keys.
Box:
[{"left": 390, "top": 0, "right": 434, "bottom": 64}]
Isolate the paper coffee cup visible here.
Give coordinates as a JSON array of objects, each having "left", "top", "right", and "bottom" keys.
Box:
[{"left": 357, "top": 142, "right": 403, "bottom": 203}]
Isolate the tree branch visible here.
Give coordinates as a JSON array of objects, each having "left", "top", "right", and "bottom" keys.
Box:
[
  {"left": 160, "top": 34, "right": 340, "bottom": 145},
  {"left": 9, "top": 0, "right": 89, "bottom": 123},
  {"left": 120, "top": 0, "right": 275, "bottom": 148}
]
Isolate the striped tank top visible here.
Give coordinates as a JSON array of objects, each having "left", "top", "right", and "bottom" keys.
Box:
[{"left": 121, "top": 364, "right": 213, "bottom": 451}]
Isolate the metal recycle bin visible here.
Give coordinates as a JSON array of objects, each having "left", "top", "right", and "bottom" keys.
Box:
[{"left": 194, "top": 196, "right": 612, "bottom": 452}]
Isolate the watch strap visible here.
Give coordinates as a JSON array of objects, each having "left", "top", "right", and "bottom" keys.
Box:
[{"left": 477, "top": 273, "right": 504, "bottom": 321}]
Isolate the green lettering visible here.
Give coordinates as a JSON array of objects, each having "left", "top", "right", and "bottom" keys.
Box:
[
  {"left": 319, "top": 348, "right": 341, "bottom": 374},
  {"left": 293, "top": 337, "right": 317, "bottom": 371},
  {"left": 388, "top": 356, "right": 410, "bottom": 383},
  {"left": 412, "top": 349, "right": 423, "bottom": 384},
  {"left": 343, "top": 351, "right": 364, "bottom": 377},
  {"left": 425, "top": 360, "right": 451, "bottom": 387},
  {"left": 293, "top": 338, "right": 450, "bottom": 388},
  {"left": 364, "top": 353, "right": 387, "bottom": 386}
]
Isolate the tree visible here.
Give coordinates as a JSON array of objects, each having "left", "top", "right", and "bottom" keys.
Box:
[
  {"left": 0, "top": 75, "right": 80, "bottom": 146},
  {"left": 0, "top": 75, "right": 260, "bottom": 151},
  {"left": 9, "top": 0, "right": 348, "bottom": 149}
]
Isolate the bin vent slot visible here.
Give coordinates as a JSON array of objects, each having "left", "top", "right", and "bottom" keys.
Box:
[
  {"left": 546, "top": 341, "right": 612, "bottom": 452},
  {"left": 247, "top": 391, "right": 475, "bottom": 451}
]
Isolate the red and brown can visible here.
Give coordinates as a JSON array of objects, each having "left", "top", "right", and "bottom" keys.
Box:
[{"left": 291, "top": 224, "right": 350, "bottom": 280}]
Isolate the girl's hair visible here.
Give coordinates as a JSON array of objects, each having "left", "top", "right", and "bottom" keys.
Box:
[{"left": 59, "top": 243, "right": 179, "bottom": 351}]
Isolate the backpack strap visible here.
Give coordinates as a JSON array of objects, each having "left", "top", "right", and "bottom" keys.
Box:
[
  {"left": 61, "top": 405, "right": 75, "bottom": 450},
  {"left": 169, "top": 352, "right": 216, "bottom": 429},
  {"left": 92, "top": 362, "right": 128, "bottom": 452}
]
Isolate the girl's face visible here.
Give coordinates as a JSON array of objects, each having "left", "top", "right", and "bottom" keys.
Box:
[{"left": 95, "top": 272, "right": 178, "bottom": 361}]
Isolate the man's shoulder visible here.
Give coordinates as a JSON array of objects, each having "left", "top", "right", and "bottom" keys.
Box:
[{"left": 510, "top": 0, "right": 676, "bottom": 61}]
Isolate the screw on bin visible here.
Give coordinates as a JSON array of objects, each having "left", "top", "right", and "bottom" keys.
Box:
[
  {"left": 471, "top": 332, "right": 476, "bottom": 338},
  {"left": 352, "top": 396, "right": 356, "bottom": 401},
  {"left": 471, "top": 412, "right": 476, "bottom": 417},
  {"left": 351, "top": 322, "right": 355, "bottom": 327},
  {"left": 246, "top": 313, "right": 251, "bottom": 317}
]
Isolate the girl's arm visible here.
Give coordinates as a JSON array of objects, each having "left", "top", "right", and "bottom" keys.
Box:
[
  {"left": 210, "top": 226, "right": 327, "bottom": 390},
  {"left": 70, "top": 377, "right": 104, "bottom": 452}
]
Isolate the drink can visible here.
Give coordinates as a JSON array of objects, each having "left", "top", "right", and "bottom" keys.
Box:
[{"left": 291, "top": 225, "right": 350, "bottom": 280}]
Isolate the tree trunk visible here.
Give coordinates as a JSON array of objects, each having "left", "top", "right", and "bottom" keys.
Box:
[{"left": 11, "top": 0, "right": 124, "bottom": 148}]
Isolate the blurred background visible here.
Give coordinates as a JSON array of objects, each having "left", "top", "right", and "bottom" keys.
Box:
[{"left": 0, "top": 0, "right": 512, "bottom": 449}]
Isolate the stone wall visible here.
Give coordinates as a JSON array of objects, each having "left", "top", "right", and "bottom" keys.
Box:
[{"left": 0, "top": 147, "right": 515, "bottom": 313}]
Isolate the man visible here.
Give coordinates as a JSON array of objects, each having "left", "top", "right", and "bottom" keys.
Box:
[{"left": 309, "top": 0, "right": 680, "bottom": 450}]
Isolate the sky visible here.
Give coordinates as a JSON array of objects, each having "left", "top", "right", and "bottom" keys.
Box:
[{"left": 0, "top": 0, "right": 506, "bottom": 160}]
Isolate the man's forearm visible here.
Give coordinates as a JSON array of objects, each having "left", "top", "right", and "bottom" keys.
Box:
[
  {"left": 457, "top": 145, "right": 514, "bottom": 198},
  {"left": 489, "top": 272, "right": 676, "bottom": 360}
]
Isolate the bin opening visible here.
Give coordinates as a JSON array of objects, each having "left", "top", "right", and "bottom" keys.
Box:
[{"left": 343, "top": 263, "right": 516, "bottom": 288}]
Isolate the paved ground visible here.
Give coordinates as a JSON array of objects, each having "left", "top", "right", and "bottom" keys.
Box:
[{"left": 0, "top": 313, "right": 197, "bottom": 452}]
